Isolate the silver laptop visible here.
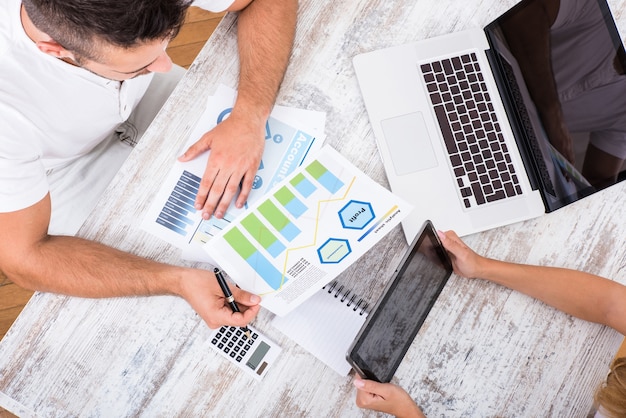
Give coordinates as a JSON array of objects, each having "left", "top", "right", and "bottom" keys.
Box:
[{"left": 354, "top": 0, "right": 621, "bottom": 242}]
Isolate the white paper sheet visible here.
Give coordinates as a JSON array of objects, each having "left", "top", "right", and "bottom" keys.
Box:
[
  {"left": 141, "top": 85, "right": 326, "bottom": 262},
  {"left": 272, "top": 282, "right": 368, "bottom": 375},
  {"left": 204, "top": 145, "right": 413, "bottom": 316}
]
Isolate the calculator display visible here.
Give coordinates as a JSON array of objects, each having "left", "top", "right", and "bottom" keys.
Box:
[{"left": 246, "top": 341, "right": 270, "bottom": 370}]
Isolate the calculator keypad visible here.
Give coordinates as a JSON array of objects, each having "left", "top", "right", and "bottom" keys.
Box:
[
  {"left": 211, "top": 326, "right": 259, "bottom": 363},
  {"left": 208, "top": 324, "right": 280, "bottom": 381}
]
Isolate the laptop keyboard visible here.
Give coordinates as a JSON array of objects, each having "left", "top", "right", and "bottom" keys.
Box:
[{"left": 420, "top": 53, "right": 522, "bottom": 208}]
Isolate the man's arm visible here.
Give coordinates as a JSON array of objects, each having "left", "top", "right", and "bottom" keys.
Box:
[
  {"left": 439, "top": 230, "right": 626, "bottom": 335},
  {"left": 0, "top": 194, "right": 260, "bottom": 329},
  {"left": 179, "top": 0, "right": 298, "bottom": 220}
]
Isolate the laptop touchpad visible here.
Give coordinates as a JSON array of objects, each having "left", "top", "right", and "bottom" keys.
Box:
[{"left": 381, "top": 112, "right": 438, "bottom": 176}]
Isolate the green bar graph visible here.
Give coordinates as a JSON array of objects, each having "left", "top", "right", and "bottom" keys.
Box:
[
  {"left": 258, "top": 200, "right": 289, "bottom": 231},
  {"left": 223, "top": 227, "right": 256, "bottom": 259},
  {"left": 274, "top": 186, "right": 296, "bottom": 206},
  {"left": 305, "top": 160, "right": 327, "bottom": 178},
  {"left": 241, "top": 213, "right": 279, "bottom": 250}
]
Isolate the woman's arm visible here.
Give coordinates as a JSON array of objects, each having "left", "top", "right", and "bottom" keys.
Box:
[{"left": 438, "top": 230, "right": 626, "bottom": 335}]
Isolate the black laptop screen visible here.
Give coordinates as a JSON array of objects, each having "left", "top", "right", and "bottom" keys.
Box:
[{"left": 484, "top": 0, "right": 625, "bottom": 210}]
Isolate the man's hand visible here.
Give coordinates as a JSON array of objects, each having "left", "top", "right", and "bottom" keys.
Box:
[
  {"left": 178, "top": 0, "right": 297, "bottom": 221},
  {"left": 178, "top": 268, "right": 261, "bottom": 329},
  {"left": 1, "top": 192, "right": 260, "bottom": 331},
  {"left": 178, "top": 110, "right": 265, "bottom": 220},
  {"left": 178, "top": 0, "right": 296, "bottom": 220}
]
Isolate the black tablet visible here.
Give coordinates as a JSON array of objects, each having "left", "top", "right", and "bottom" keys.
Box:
[{"left": 346, "top": 220, "right": 453, "bottom": 382}]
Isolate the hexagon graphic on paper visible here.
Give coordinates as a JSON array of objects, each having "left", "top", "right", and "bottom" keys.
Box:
[
  {"left": 338, "top": 200, "right": 375, "bottom": 230},
  {"left": 317, "top": 238, "right": 352, "bottom": 264}
]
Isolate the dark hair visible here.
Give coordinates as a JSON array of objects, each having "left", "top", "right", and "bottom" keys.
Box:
[{"left": 22, "top": 0, "right": 193, "bottom": 61}]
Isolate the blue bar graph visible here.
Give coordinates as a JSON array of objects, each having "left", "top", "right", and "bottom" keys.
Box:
[
  {"left": 290, "top": 172, "right": 317, "bottom": 198},
  {"left": 156, "top": 170, "right": 200, "bottom": 236},
  {"left": 223, "top": 227, "right": 286, "bottom": 290},
  {"left": 257, "top": 200, "right": 301, "bottom": 242},
  {"left": 305, "top": 160, "right": 344, "bottom": 193},
  {"left": 274, "top": 186, "right": 307, "bottom": 218}
]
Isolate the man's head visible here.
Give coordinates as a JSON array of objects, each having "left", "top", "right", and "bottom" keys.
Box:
[{"left": 22, "top": 0, "right": 193, "bottom": 80}]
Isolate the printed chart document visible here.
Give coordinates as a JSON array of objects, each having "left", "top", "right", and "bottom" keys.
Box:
[
  {"left": 141, "top": 85, "right": 325, "bottom": 262},
  {"left": 204, "top": 146, "right": 413, "bottom": 316}
]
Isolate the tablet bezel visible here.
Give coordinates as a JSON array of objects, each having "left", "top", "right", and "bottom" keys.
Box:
[{"left": 346, "top": 220, "right": 453, "bottom": 382}]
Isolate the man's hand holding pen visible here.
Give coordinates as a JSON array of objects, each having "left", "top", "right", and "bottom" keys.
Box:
[
  {"left": 214, "top": 268, "right": 253, "bottom": 338},
  {"left": 176, "top": 267, "right": 261, "bottom": 329}
]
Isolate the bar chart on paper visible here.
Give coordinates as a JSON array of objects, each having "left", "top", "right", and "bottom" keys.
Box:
[
  {"left": 155, "top": 170, "right": 200, "bottom": 237},
  {"left": 204, "top": 146, "right": 413, "bottom": 316},
  {"left": 220, "top": 162, "right": 345, "bottom": 291},
  {"left": 154, "top": 169, "right": 235, "bottom": 245},
  {"left": 140, "top": 87, "right": 324, "bottom": 257}
]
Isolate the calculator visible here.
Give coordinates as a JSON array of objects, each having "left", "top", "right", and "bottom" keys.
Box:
[{"left": 208, "top": 324, "right": 282, "bottom": 381}]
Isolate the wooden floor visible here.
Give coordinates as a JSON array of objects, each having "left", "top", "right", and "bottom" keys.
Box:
[
  {"left": 1, "top": 6, "right": 625, "bottom": 416},
  {"left": 166, "top": 7, "right": 226, "bottom": 69}
]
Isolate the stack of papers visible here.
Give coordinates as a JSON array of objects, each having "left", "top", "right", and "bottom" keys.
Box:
[
  {"left": 141, "top": 85, "right": 326, "bottom": 262},
  {"left": 204, "top": 146, "right": 412, "bottom": 316},
  {"left": 142, "top": 84, "right": 413, "bottom": 316}
]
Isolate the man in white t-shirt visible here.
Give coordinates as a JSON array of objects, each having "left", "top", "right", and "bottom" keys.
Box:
[{"left": 0, "top": 0, "right": 297, "bottom": 328}]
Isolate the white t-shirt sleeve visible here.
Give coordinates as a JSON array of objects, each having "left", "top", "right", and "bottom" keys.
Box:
[
  {"left": 0, "top": 157, "right": 48, "bottom": 212},
  {"left": 192, "top": 0, "right": 236, "bottom": 12},
  {"left": 0, "top": 107, "right": 49, "bottom": 212}
]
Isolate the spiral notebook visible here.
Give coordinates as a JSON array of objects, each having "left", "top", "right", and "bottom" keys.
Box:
[{"left": 271, "top": 281, "right": 369, "bottom": 375}]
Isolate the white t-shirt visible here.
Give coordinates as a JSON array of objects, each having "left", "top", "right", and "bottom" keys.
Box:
[
  {"left": 0, "top": 0, "right": 233, "bottom": 212},
  {"left": 550, "top": 0, "right": 615, "bottom": 99}
]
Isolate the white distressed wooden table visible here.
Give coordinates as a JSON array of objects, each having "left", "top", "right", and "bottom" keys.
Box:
[{"left": 2, "top": 0, "right": 626, "bottom": 416}]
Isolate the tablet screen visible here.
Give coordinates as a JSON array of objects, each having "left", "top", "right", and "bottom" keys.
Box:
[{"left": 347, "top": 221, "right": 453, "bottom": 382}]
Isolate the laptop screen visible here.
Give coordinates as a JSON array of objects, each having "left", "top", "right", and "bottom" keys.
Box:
[{"left": 484, "top": 0, "right": 625, "bottom": 210}]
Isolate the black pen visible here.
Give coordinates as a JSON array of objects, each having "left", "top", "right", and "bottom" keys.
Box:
[{"left": 214, "top": 267, "right": 251, "bottom": 339}]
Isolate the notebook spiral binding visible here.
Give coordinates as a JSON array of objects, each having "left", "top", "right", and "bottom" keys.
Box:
[{"left": 323, "top": 280, "right": 369, "bottom": 315}]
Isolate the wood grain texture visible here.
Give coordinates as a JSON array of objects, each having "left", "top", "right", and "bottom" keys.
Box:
[
  {"left": 617, "top": 339, "right": 626, "bottom": 359},
  {"left": 0, "top": 272, "right": 32, "bottom": 341},
  {"left": 1, "top": 0, "right": 626, "bottom": 417},
  {"left": 166, "top": 7, "right": 225, "bottom": 68},
  {"left": 0, "top": 284, "right": 33, "bottom": 341}
]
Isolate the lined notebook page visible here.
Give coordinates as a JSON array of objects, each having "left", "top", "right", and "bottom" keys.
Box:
[{"left": 271, "top": 281, "right": 368, "bottom": 375}]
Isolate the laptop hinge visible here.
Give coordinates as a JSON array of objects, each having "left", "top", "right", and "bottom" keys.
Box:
[{"left": 483, "top": 47, "right": 545, "bottom": 198}]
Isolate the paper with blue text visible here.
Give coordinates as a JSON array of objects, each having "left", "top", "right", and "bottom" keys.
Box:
[
  {"left": 141, "top": 85, "right": 325, "bottom": 261},
  {"left": 204, "top": 146, "right": 413, "bottom": 316}
]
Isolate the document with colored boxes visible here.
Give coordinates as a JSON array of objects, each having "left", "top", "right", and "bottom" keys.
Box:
[
  {"left": 140, "top": 85, "right": 325, "bottom": 262},
  {"left": 204, "top": 146, "right": 413, "bottom": 316}
]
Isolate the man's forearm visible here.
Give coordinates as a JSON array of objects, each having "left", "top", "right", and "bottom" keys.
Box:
[
  {"left": 480, "top": 258, "right": 626, "bottom": 334},
  {"left": 232, "top": 0, "right": 297, "bottom": 124},
  {"left": 4, "top": 233, "right": 261, "bottom": 329},
  {"left": 9, "top": 235, "right": 183, "bottom": 298}
]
